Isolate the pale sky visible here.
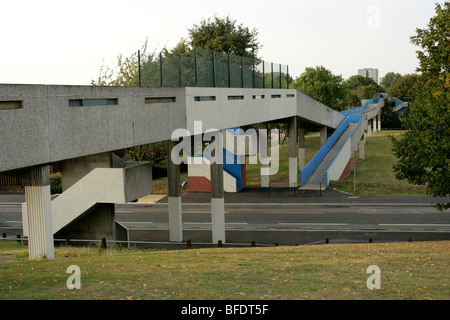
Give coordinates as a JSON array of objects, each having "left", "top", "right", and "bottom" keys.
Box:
[{"left": 0, "top": 0, "right": 442, "bottom": 85}]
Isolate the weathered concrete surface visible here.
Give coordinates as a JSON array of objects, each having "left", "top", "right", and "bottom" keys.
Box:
[{"left": 1, "top": 84, "right": 343, "bottom": 174}]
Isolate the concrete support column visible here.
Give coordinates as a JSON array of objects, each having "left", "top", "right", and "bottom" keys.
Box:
[
  {"left": 23, "top": 166, "right": 55, "bottom": 260},
  {"left": 167, "top": 140, "right": 183, "bottom": 242},
  {"left": 210, "top": 160, "right": 225, "bottom": 244},
  {"left": 259, "top": 122, "right": 269, "bottom": 188},
  {"left": 378, "top": 112, "right": 382, "bottom": 132},
  {"left": 358, "top": 137, "right": 365, "bottom": 160},
  {"left": 367, "top": 120, "right": 372, "bottom": 137},
  {"left": 288, "top": 117, "right": 298, "bottom": 188},
  {"left": 320, "top": 127, "right": 327, "bottom": 146},
  {"left": 373, "top": 117, "right": 377, "bottom": 133},
  {"left": 298, "top": 126, "right": 306, "bottom": 171}
]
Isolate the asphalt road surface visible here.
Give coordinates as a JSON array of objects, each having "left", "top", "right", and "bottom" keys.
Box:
[{"left": 1, "top": 190, "right": 449, "bottom": 246}]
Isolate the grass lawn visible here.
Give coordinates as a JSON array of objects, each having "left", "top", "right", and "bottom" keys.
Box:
[
  {"left": 1, "top": 240, "right": 449, "bottom": 300},
  {"left": 151, "top": 130, "right": 425, "bottom": 195},
  {"left": 329, "top": 130, "right": 427, "bottom": 195}
]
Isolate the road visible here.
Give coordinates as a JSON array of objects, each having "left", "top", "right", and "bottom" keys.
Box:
[
  {"left": 114, "top": 202, "right": 450, "bottom": 232},
  {"left": 1, "top": 190, "right": 450, "bottom": 245}
]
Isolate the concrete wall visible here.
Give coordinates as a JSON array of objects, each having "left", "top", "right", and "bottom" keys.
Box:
[
  {"left": 1, "top": 84, "right": 344, "bottom": 173},
  {"left": 326, "top": 116, "right": 366, "bottom": 185},
  {"left": 0, "top": 84, "right": 186, "bottom": 173}
]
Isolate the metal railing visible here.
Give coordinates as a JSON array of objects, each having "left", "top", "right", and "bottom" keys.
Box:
[{"left": 138, "top": 48, "right": 290, "bottom": 89}]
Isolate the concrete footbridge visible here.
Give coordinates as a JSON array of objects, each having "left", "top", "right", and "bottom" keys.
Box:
[{"left": 0, "top": 52, "right": 399, "bottom": 259}]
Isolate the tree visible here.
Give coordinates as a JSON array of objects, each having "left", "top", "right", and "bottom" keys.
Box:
[
  {"left": 353, "top": 83, "right": 384, "bottom": 101},
  {"left": 390, "top": 2, "right": 450, "bottom": 211},
  {"left": 91, "top": 39, "right": 155, "bottom": 87},
  {"left": 168, "top": 15, "right": 261, "bottom": 59},
  {"left": 342, "top": 75, "right": 377, "bottom": 91},
  {"left": 290, "top": 66, "right": 345, "bottom": 110},
  {"left": 387, "top": 74, "right": 420, "bottom": 103},
  {"left": 381, "top": 72, "right": 402, "bottom": 92},
  {"left": 340, "top": 75, "right": 383, "bottom": 108}
]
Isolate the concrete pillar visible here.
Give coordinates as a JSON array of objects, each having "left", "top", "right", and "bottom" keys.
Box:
[
  {"left": 23, "top": 166, "right": 55, "bottom": 260},
  {"left": 320, "top": 127, "right": 327, "bottom": 146},
  {"left": 167, "top": 140, "right": 183, "bottom": 242},
  {"left": 358, "top": 138, "right": 365, "bottom": 160},
  {"left": 373, "top": 117, "right": 377, "bottom": 133},
  {"left": 288, "top": 117, "right": 298, "bottom": 188},
  {"left": 367, "top": 120, "right": 372, "bottom": 137},
  {"left": 378, "top": 112, "right": 382, "bottom": 132},
  {"left": 259, "top": 122, "right": 269, "bottom": 188},
  {"left": 298, "top": 126, "right": 306, "bottom": 171},
  {"left": 210, "top": 160, "right": 225, "bottom": 244}
]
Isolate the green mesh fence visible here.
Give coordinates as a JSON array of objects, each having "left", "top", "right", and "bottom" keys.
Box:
[{"left": 140, "top": 48, "right": 289, "bottom": 89}]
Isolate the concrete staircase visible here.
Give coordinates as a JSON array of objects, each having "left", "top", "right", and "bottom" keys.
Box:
[{"left": 22, "top": 155, "right": 152, "bottom": 237}]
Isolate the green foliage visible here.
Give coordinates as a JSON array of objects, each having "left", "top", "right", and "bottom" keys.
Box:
[
  {"left": 353, "top": 83, "right": 383, "bottom": 101},
  {"left": 91, "top": 39, "right": 155, "bottom": 86},
  {"left": 123, "top": 142, "right": 166, "bottom": 162},
  {"left": 381, "top": 72, "right": 402, "bottom": 92},
  {"left": 341, "top": 75, "right": 383, "bottom": 107},
  {"left": 390, "top": 2, "right": 450, "bottom": 210},
  {"left": 50, "top": 172, "right": 62, "bottom": 195},
  {"left": 387, "top": 74, "right": 420, "bottom": 103},
  {"left": 290, "top": 66, "right": 345, "bottom": 110},
  {"left": 342, "top": 75, "right": 377, "bottom": 91},
  {"left": 185, "top": 14, "right": 260, "bottom": 58}
]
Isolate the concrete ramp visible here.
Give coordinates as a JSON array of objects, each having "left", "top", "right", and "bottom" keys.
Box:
[
  {"left": 302, "top": 123, "right": 358, "bottom": 190},
  {"left": 300, "top": 115, "right": 366, "bottom": 190}
]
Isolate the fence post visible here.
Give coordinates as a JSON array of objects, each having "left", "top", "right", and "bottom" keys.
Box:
[
  {"left": 279, "top": 64, "right": 282, "bottom": 89},
  {"left": 262, "top": 62, "right": 265, "bottom": 89},
  {"left": 178, "top": 55, "right": 182, "bottom": 87},
  {"left": 241, "top": 56, "right": 244, "bottom": 88},
  {"left": 286, "top": 66, "right": 290, "bottom": 88},
  {"left": 138, "top": 50, "right": 141, "bottom": 87},
  {"left": 271, "top": 63, "right": 274, "bottom": 89},
  {"left": 187, "top": 239, "right": 191, "bottom": 249},
  {"left": 159, "top": 52, "right": 163, "bottom": 87},
  {"left": 194, "top": 48, "right": 198, "bottom": 87},
  {"left": 212, "top": 51, "right": 216, "bottom": 88},
  {"left": 227, "top": 54, "right": 231, "bottom": 88},
  {"left": 101, "top": 237, "right": 107, "bottom": 249}
]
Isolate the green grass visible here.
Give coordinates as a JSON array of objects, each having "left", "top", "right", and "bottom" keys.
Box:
[
  {"left": 245, "top": 132, "right": 321, "bottom": 187},
  {"left": 329, "top": 130, "right": 427, "bottom": 195},
  {"left": 151, "top": 130, "right": 426, "bottom": 195},
  {"left": 1, "top": 241, "right": 448, "bottom": 300}
]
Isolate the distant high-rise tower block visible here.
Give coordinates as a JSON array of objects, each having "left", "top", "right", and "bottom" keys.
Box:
[{"left": 358, "top": 68, "right": 379, "bottom": 84}]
